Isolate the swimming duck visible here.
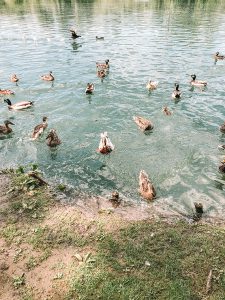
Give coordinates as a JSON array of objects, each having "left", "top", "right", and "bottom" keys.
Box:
[
  {"left": 70, "top": 29, "right": 81, "bottom": 39},
  {"left": 97, "top": 69, "right": 106, "bottom": 81},
  {"left": 218, "top": 145, "right": 225, "bottom": 150},
  {"left": 96, "top": 36, "right": 104, "bottom": 40},
  {"left": 190, "top": 74, "right": 207, "bottom": 87},
  {"left": 96, "top": 59, "right": 110, "bottom": 70},
  {"left": 46, "top": 129, "right": 61, "bottom": 147},
  {"left": 0, "top": 120, "right": 14, "bottom": 134},
  {"left": 214, "top": 52, "right": 225, "bottom": 61},
  {"left": 172, "top": 83, "right": 182, "bottom": 99},
  {"left": 146, "top": 80, "right": 158, "bottom": 91},
  {"left": 139, "top": 170, "right": 156, "bottom": 201},
  {"left": 220, "top": 121, "right": 225, "bottom": 133},
  {"left": 0, "top": 89, "right": 14, "bottom": 95},
  {"left": 4, "top": 98, "right": 33, "bottom": 110},
  {"left": 85, "top": 83, "right": 95, "bottom": 94},
  {"left": 10, "top": 74, "right": 19, "bottom": 84},
  {"left": 97, "top": 132, "right": 114, "bottom": 154},
  {"left": 162, "top": 106, "right": 172, "bottom": 116},
  {"left": 31, "top": 117, "right": 48, "bottom": 140},
  {"left": 40, "top": 71, "right": 54, "bottom": 81},
  {"left": 133, "top": 116, "right": 154, "bottom": 132}
]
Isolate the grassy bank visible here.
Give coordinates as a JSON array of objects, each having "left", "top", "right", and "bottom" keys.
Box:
[{"left": 0, "top": 169, "right": 225, "bottom": 300}]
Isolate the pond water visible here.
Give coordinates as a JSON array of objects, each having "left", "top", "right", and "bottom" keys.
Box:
[{"left": 0, "top": 0, "right": 225, "bottom": 217}]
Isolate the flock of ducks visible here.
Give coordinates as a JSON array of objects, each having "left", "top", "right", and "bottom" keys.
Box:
[{"left": 0, "top": 32, "right": 225, "bottom": 201}]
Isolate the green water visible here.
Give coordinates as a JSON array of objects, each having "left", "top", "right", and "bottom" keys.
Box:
[{"left": 0, "top": 0, "right": 225, "bottom": 217}]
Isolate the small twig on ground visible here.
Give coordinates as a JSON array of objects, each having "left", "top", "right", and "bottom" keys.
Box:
[
  {"left": 28, "top": 171, "right": 48, "bottom": 186},
  {"left": 206, "top": 269, "right": 213, "bottom": 295}
]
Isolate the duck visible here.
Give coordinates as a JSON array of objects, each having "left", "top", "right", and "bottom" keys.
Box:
[
  {"left": 10, "top": 74, "right": 19, "bottom": 84},
  {"left": 190, "top": 74, "right": 207, "bottom": 87},
  {"left": 139, "top": 170, "right": 156, "bottom": 201},
  {"left": 4, "top": 98, "right": 33, "bottom": 110},
  {"left": 218, "top": 145, "right": 225, "bottom": 150},
  {"left": 220, "top": 121, "right": 225, "bottom": 133},
  {"left": 97, "top": 69, "right": 106, "bottom": 81},
  {"left": 96, "top": 59, "right": 110, "bottom": 70},
  {"left": 46, "top": 129, "right": 61, "bottom": 147},
  {"left": 40, "top": 71, "right": 54, "bottom": 81},
  {"left": 0, "top": 89, "right": 14, "bottom": 95},
  {"left": 146, "top": 80, "right": 158, "bottom": 91},
  {"left": 85, "top": 83, "right": 95, "bottom": 94},
  {"left": 162, "top": 106, "right": 172, "bottom": 116},
  {"left": 31, "top": 117, "right": 48, "bottom": 140},
  {"left": 97, "top": 132, "right": 114, "bottom": 154},
  {"left": 133, "top": 116, "right": 154, "bottom": 132},
  {"left": 96, "top": 36, "right": 104, "bottom": 40},
  {"left": 172, "top": 83, "right": 182, "bottom": 99},
  {"left": 70, "top": 29, "right": 81, "bottom": 39},
  {"left": 214, "top": 52, "right": 225, "bottom": 61},
  {"left": 0, "top": 120, "right": 14, "bottom": 134}
]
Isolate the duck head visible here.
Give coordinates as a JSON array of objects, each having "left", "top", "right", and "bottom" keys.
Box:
[
  {"left": 105, "top": 59, "right": 109, "bottom": 64},
  {"left": 175, "top": 83, "right": 179, "bottom": 90},
  {"left": 4, "top": 120, "right": 14, "bottom": 126},
  {"left": 191, "top": 74, "right": 196, "bottom": 80},
  {"left": 4, "top": 99, "right": 12, "bottom": 106},
  {"left": 216, "top": 52, "right": 219, "bottom": 56},
  {"left": 43, "top": 116, "right": 48, "bottom": 122}
]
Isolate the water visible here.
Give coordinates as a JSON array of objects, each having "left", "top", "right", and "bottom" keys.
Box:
[{"left": 0, "top": 0, "right": 225, "bottom": 217}]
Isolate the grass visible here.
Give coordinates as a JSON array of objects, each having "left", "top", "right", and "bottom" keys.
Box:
[{"left": 67, "top": 221, "right": 225, "bottom": 300}]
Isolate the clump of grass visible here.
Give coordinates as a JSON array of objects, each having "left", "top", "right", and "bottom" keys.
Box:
[{"left": 67, "top": 221, "right": 225, "bottom": 300}]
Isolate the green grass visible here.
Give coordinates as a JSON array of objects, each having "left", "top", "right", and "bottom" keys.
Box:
[{"left": 67, "top": 221, "right": 225, "bottom": 300}]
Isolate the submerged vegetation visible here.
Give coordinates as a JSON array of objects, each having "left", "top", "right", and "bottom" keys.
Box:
[{"left": 0, "top": 167, "right": 225, "bottom": 299}]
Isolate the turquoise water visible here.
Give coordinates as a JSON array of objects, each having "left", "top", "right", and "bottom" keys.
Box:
[{"left": 0, "top": 0, "right": 225, "bottom": 217}]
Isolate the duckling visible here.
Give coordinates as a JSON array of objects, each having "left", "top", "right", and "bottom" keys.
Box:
[
  {"left": 85, "top": 83, "right": 94, "bottom": 94},
  {"left": 146, "top": 80, "right": 158, "bottom": 91},
  {"left": 96, "top": 59, "right": 110, "bottom": 70},
  {"left": 139, "top": 170, "right": 156, "bottom": 201},
  {"left": 220, "top": 121, "right": 225, "bottom": 133},
  {"left": 190, "top": 74, "right": 207, "bottom": 87},
  {"left": 98, "top": 132, "right": 114, "bottom": 154},
  {"left": 96, "top": 36, "right": 104, "bottom": 40},
  {"left": 162, "top": 106, "right": 172, "bottom": 116},
  {"left": 214, "top": 51, "right": 225, "bottom": 61},
  {"left": 4, "top": 98, "right": 33, "bottom": 110},
  {"left": 172, "top": 83, "right": 182, "bottom": 99},
  {"left": 97, "top": 69, "right": 106, "bottom": 81},
  {"left": 70, "top": 29, "right": 81, "bottom": 39},
  {"left": 0, "top": 120, "right": 14, "bottom": 134},
  {"left": 31, "top": 117, "right": 48, "bottom": 140},
  {"left": 0, "top": 89, "right": 14, "bottom": 95},
  {"left": 10, "top": 74, "right": 19, "bottom": 85},
  {"left": 133, "top": 116, "right": 154, "bottom": 132},
  {"left": 40, "top": 71, "right": 54, "bottom": 81},
  {"left": 46, "top": 129, "right": 61, "bottom": 147}
]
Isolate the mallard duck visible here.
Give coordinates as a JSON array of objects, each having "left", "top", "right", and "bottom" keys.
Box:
[
  {"left": 172, "top": 83, "right": 182, "bottom": 99},
  {"left": 220, "top": 121, "right": 225, "bottom": 133},
  {"left": 139, "top": 170, "right": 156, "bottom": 201},
  {"left": 4, "top": 98, "right": 33, "bottom": 110},
  {"left": 85, "top": 83, "right": 94, "bottom": 94},
  {"left": 133, "top": 116, "right": 153, "bottom": 131},
  {"left": 46, "top": 129, "right": 61, "bottom": 147},
  {"left": 0, "top": 120, "right": 14, "bottom": 134},
  {"left": 31, "top": 117, "right": 48, "bottom": 140},
  {"left": 214, "top": 52, "right": 225, "bottom": 61},
  {"left": 218, "top": 145, "right": 225, "bottom": 150},
  {"left": 40, "top": 71, "right": 54, "bottom": 81},
  {"left": 190, "top": 74, "right": 207, "bottom": 87},
  {"left": 96, "top": 59, "right": 110, "bottom": 69},
  {"left": 70, "top": 29, "right": 81, "bottom": 39},
  {"left": 97, "top": 70, "right": 106, "bottom": 81},
  {"left": 162, "top": 106, "right": 172, "bottom": 116},
  {"left": 146, "top": 80, "right": 158, "bottom": 91},
  {"left": 96, "top": 36, "right": 104, "bottom": 40},
  {"left": 10, "top": 74, "right": 19, "bottom": 84},
  {"left": 0, "top": 89, "right": 14, "bottom": 95},
  {"left": 97, "top": 132, "right": 114, "bottom": 154}
]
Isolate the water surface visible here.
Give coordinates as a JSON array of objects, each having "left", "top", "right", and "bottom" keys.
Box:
[{"left": 0, "top": 0, "right": 225, "bottom": 217}]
